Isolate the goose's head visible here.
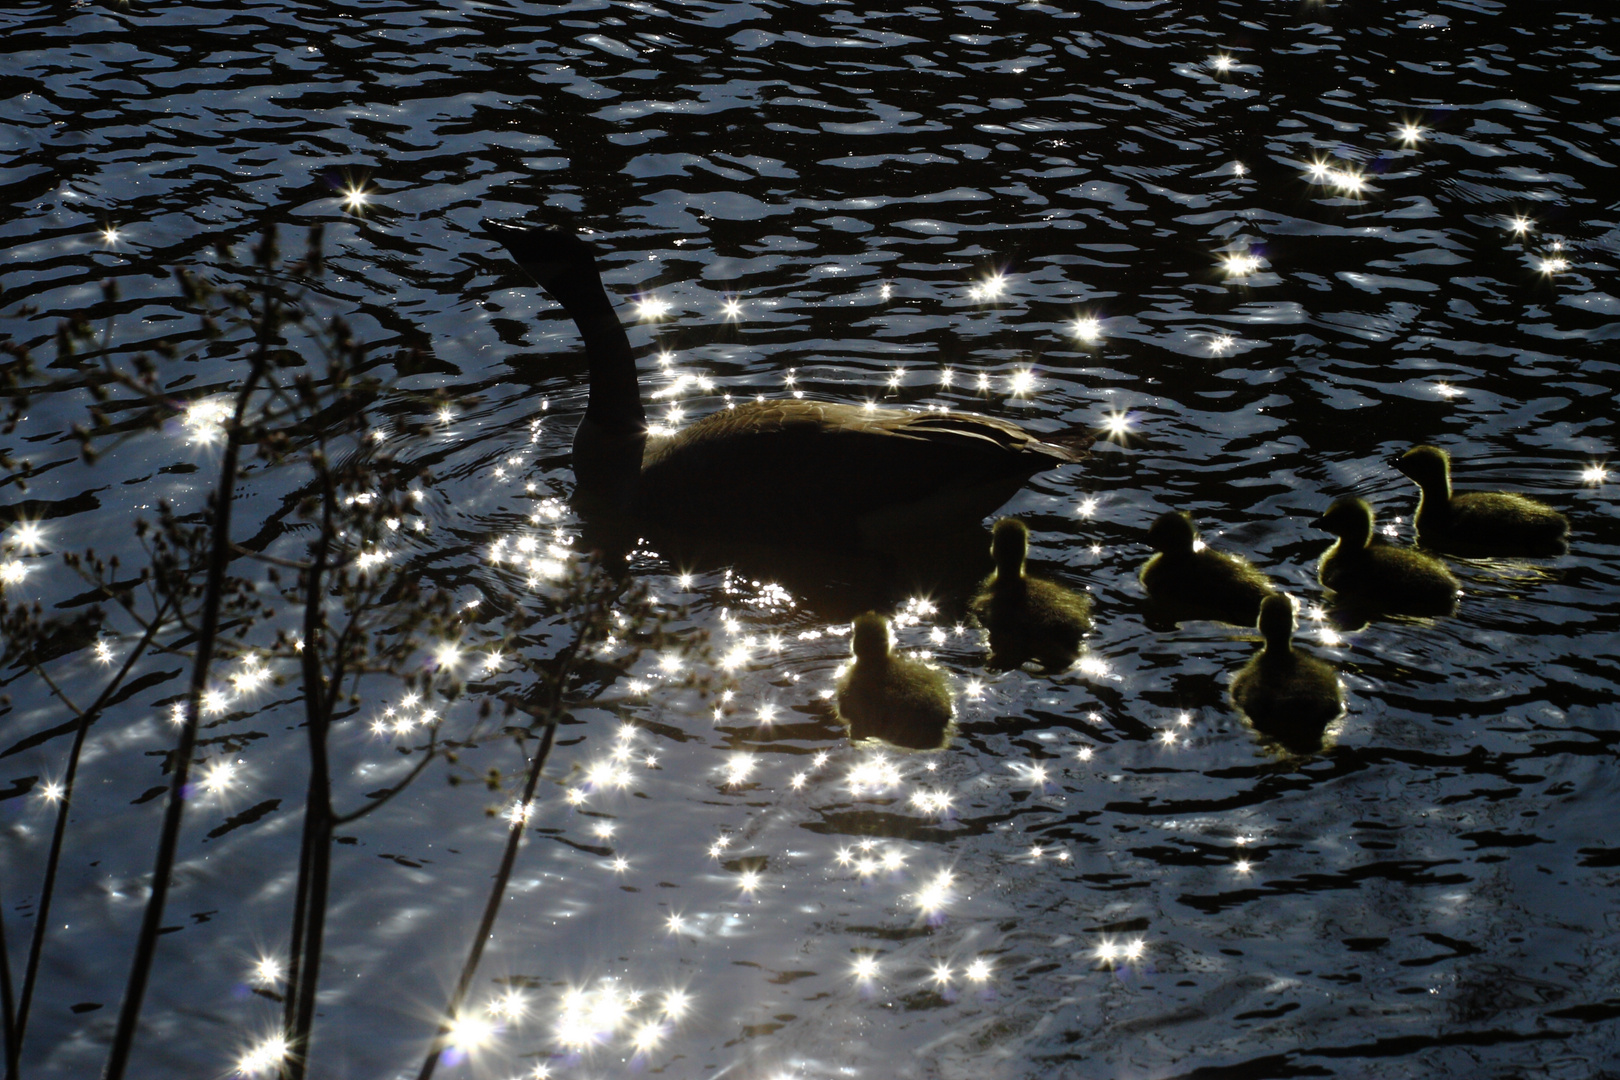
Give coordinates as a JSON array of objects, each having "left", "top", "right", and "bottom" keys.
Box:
[
  {"left": 850, "top": 612, "right": 893, "bottom": 662},
  {"left": 1256, "top": 593, "right": 1297, "bottom": 649},
  {"left": 485, "top": 221, "right": 598, "bottom": 291},
  {"left": 1391, "top": 444, "right": 1452, "bottom": 494},
  {"left": 990, "top": 517, "right": 1030, "bottom": 579},
  {"left": 1312, "top": 497, "right": 1376, "bottom": 547},
  {"left": 1146, "top": 511, "right": 1199, "bottom": 556}
]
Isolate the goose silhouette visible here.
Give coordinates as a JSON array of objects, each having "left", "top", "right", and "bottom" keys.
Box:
[{"left": 489, "top": 223, "right": 1090, "bottom": 551}]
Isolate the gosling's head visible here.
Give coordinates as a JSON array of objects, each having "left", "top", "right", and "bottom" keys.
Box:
[
  {"left": 990, "top": 517, "right": 1030, "bottom": 578},
  {"left": 1312, "top": 497, "right": 1376, "bottom": 546},
  {"left": 1147, "top": 511, "right": 1199, "bottom": 556},
  {"left": 850, "top": 612, "right": 893, "bottom": 662},
  {"left": 1256, "top": 593, "right": 1297, "bottom": 647},
  {"left": 1392, "top": 444, "right": 1452, "bottom": 491}
]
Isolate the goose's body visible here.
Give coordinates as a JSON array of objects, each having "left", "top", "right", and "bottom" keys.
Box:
[
  {"left": 835, "top": 613, "right": 954, "bottom": 750},
  {"left": 970, "top": 518, "right": 1091, "bottom": 669},
  {"left": 1392, "top": 444, "right": 1569, "bottom": 557},
  {"left": 492, "top": 224, "right": 1089, "bottom": 550},
  {"left": 1230, "top": 594, "right": 1344, "bottom": 755},
  {"left": 1138, "top": 511, "right": 1276, "bottom": 626},
  {"left": 1315, "top": 497, "right": 1459, "bottom": 615}
]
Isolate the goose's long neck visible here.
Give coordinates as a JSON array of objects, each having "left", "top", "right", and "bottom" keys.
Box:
[{"left": 545, "top": 271, "right": 646, "bottom": 434}]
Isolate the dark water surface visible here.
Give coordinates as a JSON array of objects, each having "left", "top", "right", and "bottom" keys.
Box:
[{"left": 3, "top": 1, "right": 1620, "bottom": 1077}]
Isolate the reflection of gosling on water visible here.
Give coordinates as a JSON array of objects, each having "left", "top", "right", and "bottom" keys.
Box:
[
  {"left": 1230, "top": 594, "right": 1345, "bottom": 756},
  {"left": 488, "top": 223, "right": 1090, "bottom": 551},
  {"left": 835, "top": 613, "right": 954, "bottom": 751},
  {"left": 1138, "top": 511, "right": 1276, "bottom": 626},
  {"left": 1392, "top": 444, "right": 1569, "bottom": 557},
  {"left": 1314, "top": 497, "right": 1459, "bottom": 615},
  {"left": 970, "top": 518, "right": 1092, "bottom": 669}
]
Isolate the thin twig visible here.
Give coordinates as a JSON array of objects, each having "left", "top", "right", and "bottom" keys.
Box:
[{"left": 415, "top": 720, "right": 558, "bottom": 1080}]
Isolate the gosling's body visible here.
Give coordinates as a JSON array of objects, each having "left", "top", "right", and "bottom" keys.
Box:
[
  {"left": 1230, "top": 595, "right": 1345, "bottom": 755},
  {"left": 1138, "top": 511, "right": 1276, "bottom": 626},
  {"left": 1314, "top": 497, "right": 1459, "bottom": 615},
  {"left": 491, "top": 224, "right": 1089, "bottom": 550},
  {"left": 835, "top": 613, "right": 954, "bottom": 751},
  {"left": 970, "top": 518, "right": 1091, "bottom": 669},
  {"left": 1393, "top": 444, "right": 1569, "bottom": 557}
]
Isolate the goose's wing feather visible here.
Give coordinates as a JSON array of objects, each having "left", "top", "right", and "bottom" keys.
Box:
[{"left": 639, "top": 401, "right": 1088, "bottom": 546}]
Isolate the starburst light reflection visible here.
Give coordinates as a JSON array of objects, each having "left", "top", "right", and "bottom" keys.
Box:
[
  {"left": 1072, "top": 316, "right": 1102, "bottom": 343},
  {"left": 721, "top": 298, "right": 742, "bottom": 319},
  {"left": 341, "top": 185, "right": 370, "bottom": 212},
  {"left": 965, "top": 958, "right": 992, "bottom": 983},
  {"left": 1509, "top": 215, "right": 1533, "bottom": 236},
  {"left": 1222, "top": 252, "right": 1261, "bottom": 276},
  {"left": 635, "top": 297, "right": 672, "bottom": 320},
  {"left": 969, "top": 273, "right": 1006, "bottom": 301},
  {"left": 1101, "top": 410, "right": 1132, "bottom": 441},
  {"left": 852, "top": 955, "right": 880, "bottom": 982},
  {"left": 1582, "top": 463, "right": 1608, "bottom": 484},
  {"left": 13, "top": 521, "right": 44, "bottom": 551},
  {"left": 1398, "top": 121, "right": 1425, "bottom": 144},
  {"left": 236, "top": 1033, "right": 289, "bottom": 1077},
  {"left": 253, "top": 956, "right": 283, "bottom": 985}
]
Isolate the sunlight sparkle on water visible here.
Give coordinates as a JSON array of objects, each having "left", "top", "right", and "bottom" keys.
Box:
[
  {"left": 1211, "top": 53, "right": 1233, "bottom": 71},
  {"left": 1583, "top": 463, "right": 1609, "bottom": 484},
  {"left": 236, "top": 1034, "right": 289, "bottom": 1076},
  {"left": 252, "top": 956, "right": 283, "bottom": 985},
  {"left": 724, "top": 754, "right": 756, "bottom": 786},
  {"left": 965, "top": 958, "right": 992, "bottom": 983},
  {"left": 1434, "top": 382, "right": 1462, "bottom": 399},
  {"left": 915, "top": 871, "right": 954, "bottom": 915},
  {"left": 852, "top": 955, "right": 880, "bottom": 982},
  {"left": 1398, "top": 121, "right": 1425, "bottom": 144},
  {"left": 1509, "top": 215, "right": 1533, "bottom": 235},
  {"left": 0, "top": 560, "right": 26, "bottom": 586},
  {"left": 721, "top": 298, "right": 742, "bottom": 320},
  {"left": 12, "top": 521, "right": 44, "bottom": 551},
  {"left": 1072, "top": 316, "right": 1102, "bottom": 343},
  {"left": 1101, "top": 410, "right": 1132, "bottom": 440},
  {"left": 969, "top": 273, "right": 1006, "bottom": 301},
  {"left": 1077, "top": 496, "right": 1098, "bottom": 518},
  {"left": 1222, "top": 252, "right": 1261, "bottom": 276},
  {"left": 341, "top": 185, "right": 369, "bottom": 212},
  {"left": 1009, "top": 369, "right": 1036, "bottom": 396},
  {"left": 1539, "top": 255, "right": 1569, "bottom": 274},
  {"left": 183, "top": 398, "right": 232, "bottom": 444},
  {"left": 635, "top": 297, "right": 672, "bottom": 320}
]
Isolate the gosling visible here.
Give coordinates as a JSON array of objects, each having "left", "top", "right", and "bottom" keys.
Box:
[
  {"left": 970, "top": 518, "right": 1092, "bottom": 669},
  {"left": 1314, "top": 497, "right": 1459, "bottom": 615},
  {"left": 1392, "top": 444, "right": 1569, "bottom": 557},
  {"left": 835, "top": 612, "right": 954, "bottom": 751},
  {"left": 1138, "top": 511, "right": 1276, "bottom": 626},
  {"left": 1230, "top": 594, "right": 1345, "bottom": 755}
]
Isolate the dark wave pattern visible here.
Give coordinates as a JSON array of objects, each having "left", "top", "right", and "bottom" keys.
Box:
[{"left": 2, "top": 0, "right": 1619, "bottom": 1076}]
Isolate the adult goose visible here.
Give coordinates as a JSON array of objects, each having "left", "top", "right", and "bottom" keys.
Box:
[
  {"left": 489, "top": 223, "right": 1091, "bottom": 550},
  {"left": 1391, "top": 444, "right": 1569, "bottom": 557}
]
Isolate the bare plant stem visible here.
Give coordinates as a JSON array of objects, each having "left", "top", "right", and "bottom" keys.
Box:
[
  {"left": 102, "top": 283, "right": 281, "bottom": 1080},
  {"left": 282, "top": 461, "right": 339, "bottom": 1080},
  {"left": 2, "top": 889, "right": 17, "bottom": 1080},
  {"left": 415, "top": 719, "right": 558, "bottom": 1080},
  {"left": 14, "top": 609, "right": 168, "bottom": 1057}
]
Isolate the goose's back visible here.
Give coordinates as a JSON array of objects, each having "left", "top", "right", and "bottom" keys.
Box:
[{"left": 639, "top": 401, "right": 1086, "bottom": 547}]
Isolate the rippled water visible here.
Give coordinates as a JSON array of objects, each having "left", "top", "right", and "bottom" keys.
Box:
[{"left": 4, "top": 1, "right": 1620, "bottom": 1077}]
